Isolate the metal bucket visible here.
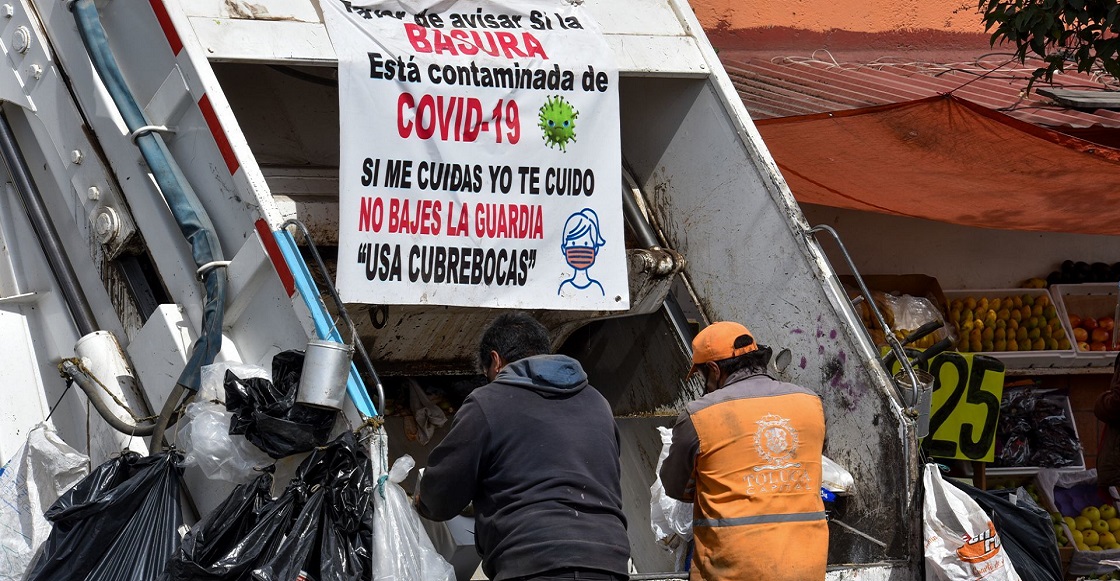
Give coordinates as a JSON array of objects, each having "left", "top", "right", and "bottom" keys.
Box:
[
  {"left": 297, "top": 339, "right": 354, "bottom": 410},
  {"left": 895, "top": 368, "right": 934, "bottom": 439}
]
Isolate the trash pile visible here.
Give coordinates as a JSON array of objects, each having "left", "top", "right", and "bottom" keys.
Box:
[{"left": 1, "top": 351, "right": 457, "bottom": 581}]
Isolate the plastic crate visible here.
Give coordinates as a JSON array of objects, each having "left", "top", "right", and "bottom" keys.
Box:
[
  {"left": 944, "top": 289, "right": 1077, "bottom": 369},
  {"left": 1051, "top": 283, "right": 1120, "bottom": 368}
]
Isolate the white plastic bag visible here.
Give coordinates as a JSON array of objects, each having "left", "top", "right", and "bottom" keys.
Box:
[
  {"left": 0, "top": 424, "right": 89, "bottom": 581},
  {"left": 371, "top": 446, "right": 454, "bottom": 581},
  {"left": 822, "top": 455, "right": 854, "bottom": 493},
  {"left": 649, "top": 426, "right": 692, "bottom": 566},
  {"left": 923, "top": 464, "right": 1022, "bottom": 581}
]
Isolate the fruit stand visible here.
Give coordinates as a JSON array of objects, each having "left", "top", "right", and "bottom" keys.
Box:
[{"left": 805, "top": 201, "right": 1120, "bottom": 578}]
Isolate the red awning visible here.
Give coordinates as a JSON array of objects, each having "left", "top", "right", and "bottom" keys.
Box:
[{"left": 754, "top": 95, "right": 1120, "bottom": 236}]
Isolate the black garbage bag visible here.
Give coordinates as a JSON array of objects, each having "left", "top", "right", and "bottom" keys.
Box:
[
  {"left": 161, "top": 470, "right": 303, "bottom": 581},
  {"left": 947, "top": 479, "right": 1063, "bottom": 581},
  {"left": 996, "top": 387, "right": 1081, "bottom": 468},
  {"left": 251, "top": 432, "right": 373, "bottom": 581},
  {"left": 225, "top": 350, "right": 337, "bottom": 458},
  {"left": 26, "top": 450, "right": 183, "bottom": 581}
]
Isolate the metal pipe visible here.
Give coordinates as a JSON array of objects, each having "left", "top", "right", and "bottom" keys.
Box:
[
  {"left": 0, "top": 112, "right": 98, "bottom": 335},
  {"left": 808, "top": 224, "right": 920, "bottom": 407},
  {"left": 620, "top": 173, "right": 695, "bottom": 343},
  {"left": 621, "top": 176, "right": 661, "bottom": 250}
]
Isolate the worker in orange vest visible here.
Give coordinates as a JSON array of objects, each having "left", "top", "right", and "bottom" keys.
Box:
[{"left": 660, "top": 321, "right": 828, "bottom": 580}]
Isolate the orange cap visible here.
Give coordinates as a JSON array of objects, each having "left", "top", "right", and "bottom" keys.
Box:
[{"left": 689, "top": 321, "right": 758, "bottom": 375}]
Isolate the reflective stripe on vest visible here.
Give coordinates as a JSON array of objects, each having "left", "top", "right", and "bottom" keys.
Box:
[{"left": 694, "top": 510, "right": 827, "bottom": 528}]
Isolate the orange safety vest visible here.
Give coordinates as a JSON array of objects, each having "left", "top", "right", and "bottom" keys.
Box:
[{"left": 687, "top": 374, "right": 827, "bottom": 581}]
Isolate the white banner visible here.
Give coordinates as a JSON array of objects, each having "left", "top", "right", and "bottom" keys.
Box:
[{"left": 325, "top": 0, "right": 628, "bottom": 310}]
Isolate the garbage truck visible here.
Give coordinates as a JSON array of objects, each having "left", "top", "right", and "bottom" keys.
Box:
[{"left": 0, "top": 0, "right": 922, "bottom": 578}]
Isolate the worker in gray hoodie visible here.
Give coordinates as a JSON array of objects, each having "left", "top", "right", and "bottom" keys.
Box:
[{"left": 416, "top": 312, "right": 630, "bottom": 581}]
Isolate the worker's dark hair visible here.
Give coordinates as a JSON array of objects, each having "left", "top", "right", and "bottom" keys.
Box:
[
  {"left": 478, "top": 312, "right": 552, "bottom": 373},
  {"left": 715, "top": 345, "right": 773, "bottom": 377}
]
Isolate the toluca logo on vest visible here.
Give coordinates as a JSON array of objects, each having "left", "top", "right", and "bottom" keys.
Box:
[
  {"left": 754, "top": 414, "right": 802, "bottom": 471},
  {"left": 957, "top": 522, "right": 1002, "bottom": 563},
  {"left": 743, "top": 467, "right": 811, "bottom": 495}
]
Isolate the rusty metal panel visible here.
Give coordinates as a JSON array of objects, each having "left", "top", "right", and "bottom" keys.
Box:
[{"left": 722, "top": 52, "right": 1120, "bottom": 129}]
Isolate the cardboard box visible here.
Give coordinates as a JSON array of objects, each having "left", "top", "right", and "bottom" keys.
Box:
[
  {"left": 839, "top": 274, "right": 952, "bottom": 348},
  {"left": 839, "top": 274, "right": 950, "bottom": 314}
]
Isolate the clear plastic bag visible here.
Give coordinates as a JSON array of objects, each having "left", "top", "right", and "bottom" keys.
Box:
[
  {"left": 649, "top": 425, "right": 689, "bottom": 548},
  {"left": 408, "top": 379, "right": 448, "bottom": 445},
  {"left": 821, "top": 455, "right": 854, "bottom": 494},
  {"left": 649, "top": 427, "right": 692, "bottom": 567},
  {"left": 371, "top": 450, "right": 455, "bottom": 581},
  {"left": 178, "top": 400, "right": 272, "bottom": 483},
  {"left": 893, "top": 294, "right": 956, "bottom": 347}
]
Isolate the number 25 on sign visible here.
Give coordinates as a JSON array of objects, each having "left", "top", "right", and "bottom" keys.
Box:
[{"left": 893, "top": 352, "right": 1006, "bottom": 462}]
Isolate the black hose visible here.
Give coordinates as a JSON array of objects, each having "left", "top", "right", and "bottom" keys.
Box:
[{"left": 0, "top": 112, "right": 98, "bottom": 335}]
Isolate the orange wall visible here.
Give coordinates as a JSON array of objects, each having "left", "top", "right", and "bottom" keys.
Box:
[
  {"left": 692, "top": 0, "right": 987, "bottom": 33},
  {"left": 694, "top": 0, "right": 990, "bottom": 50}
]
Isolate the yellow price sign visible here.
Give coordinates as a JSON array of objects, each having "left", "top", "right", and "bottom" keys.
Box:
[{"left": 890, "top": 350, "right": 1006, "bottom": 462}]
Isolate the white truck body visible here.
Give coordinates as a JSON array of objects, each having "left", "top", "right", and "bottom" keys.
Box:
[{"left": 0, "top": 0, "right": 920, "bottom": 578}]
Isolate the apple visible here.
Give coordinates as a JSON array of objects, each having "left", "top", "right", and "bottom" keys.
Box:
[
  {"left": 1093, "top": 328, "right": 1111, "bottom": 343},
  {"left": 1084, "top": 317, "right": 1099, "bottom": 331},
  {"left": 1074, "top": 327, "right": 1090, "bottom": 342},
  {"left": 1070, "top": 314, "right": 1083, "bottom": 328},
  {"left": 1085, "top": 506, "right": 1103, "bottom": 521},
  {"left": 1103, "top": 504, "right": 1118, "bottom": 520},
  {"left": 1093, "top": 342, "right": 1109, "bottom": 352},
  {"left": 1084, "top": 529, "right": 1100, "bottom": 546},
  {"left": 1079, "top": 341, "right": 1092, "bottom": 352},
  {"left": 1094, "top": 519, "right": 1111, "bottom": 535},
  {"left": 1101, "top": 317, "right": 1116, "bottom": 331}
]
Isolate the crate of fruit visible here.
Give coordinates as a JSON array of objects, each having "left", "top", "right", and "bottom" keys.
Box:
[
  {"left": 944, "top": 289, "right": 1077, "bottom": 368},
  {"left": 1051, "top": 283, "right": 1120, "bottom": 368},
  {"left": 1038, "top": 469, "right": 1120, "bottom": 577}
]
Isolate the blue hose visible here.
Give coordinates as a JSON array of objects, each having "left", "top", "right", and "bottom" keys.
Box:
[{"left": 72, "top": 0, "right": 224, "bottom": 391}]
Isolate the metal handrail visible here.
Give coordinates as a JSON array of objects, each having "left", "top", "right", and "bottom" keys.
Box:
[
  {"left": 808, "top": 224, "right": 920, "bottom": 409},
  {"left": 281, "top": 219, "right": 385, "bottom": 417}
]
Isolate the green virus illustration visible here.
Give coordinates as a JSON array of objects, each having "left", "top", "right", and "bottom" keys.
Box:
[{"left": 538, "top": 96, "right": 579, "bottom": 152}]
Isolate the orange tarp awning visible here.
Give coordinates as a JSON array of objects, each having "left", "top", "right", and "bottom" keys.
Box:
[{"left": 754, "top": 95, "right": 1120, "bottom": 236}]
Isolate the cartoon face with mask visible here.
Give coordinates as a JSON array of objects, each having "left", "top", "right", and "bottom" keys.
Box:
[{"left": 558, "top": 208, "right": 605, "bottom": 296}]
